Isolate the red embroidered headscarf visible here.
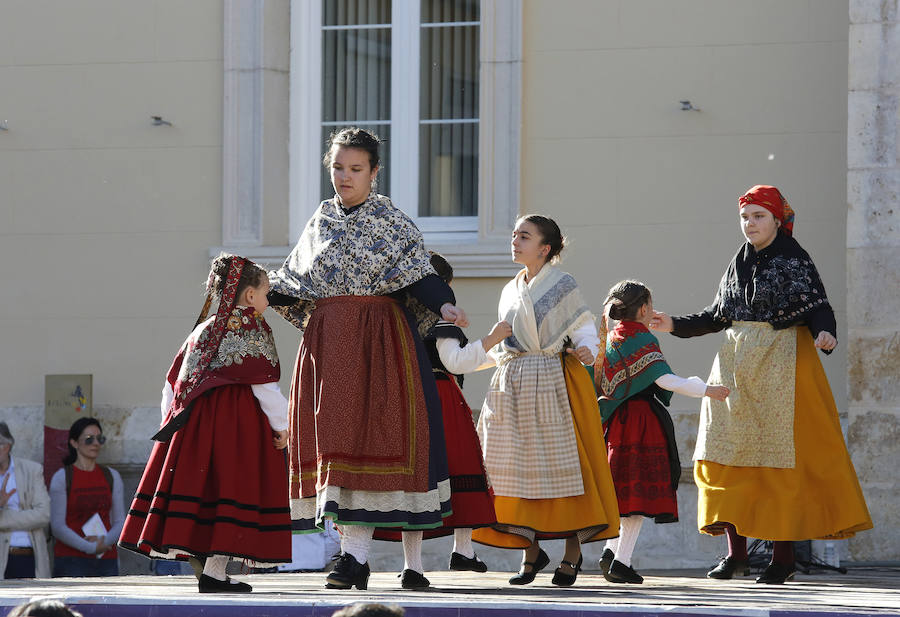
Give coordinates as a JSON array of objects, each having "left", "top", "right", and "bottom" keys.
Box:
[
  {"left": 738, "top": 185, "right": 794, "bottom": 236},
  {"left": 153, "top": 255, "right": 280, "bottom": 441}
]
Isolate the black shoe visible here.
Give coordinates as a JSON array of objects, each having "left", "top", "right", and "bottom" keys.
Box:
[
  {"left": 756, "top": 562, "right": 796, "bottom": 584},
  {"left": 325, "top": 553, "right": 371, "bottom": 590},
  {"left": 198, "top": 574, "right": 252, "bottom": 593},
  {"left": 400, "top": 569, "right": 431, "bottom": 589},
  {"left": 605, "top": 560, "right": 643, "bottom": 584},
  {"left": 599, "top": 548, "right": 614, "bottom": 576},
  {"left": 449, "top": 552, "right": 488, "bottom": 573},
  {"left": 508, "top": 548, "right": 550, "bottom": 585},
  {"left": 551, "top": 554, "right": 583, "bottom": 587},
  {"left": 707, "top": 556, "right": 750, "bottom": 579}
]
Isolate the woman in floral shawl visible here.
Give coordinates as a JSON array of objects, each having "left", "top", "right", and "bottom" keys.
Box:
[
  {"left": 120, "top": 254, "right": 291, "bottom": 594},
  {"left": 472, "top": 215, "right": 620, "bottom": 588},
  {"left": 652, "top": 185, "right": 872, "bottom": 584},
  {"left": 268, "top": 128, "right": 467, "bottom": 591}
]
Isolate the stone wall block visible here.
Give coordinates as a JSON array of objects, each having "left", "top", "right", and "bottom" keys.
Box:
[
  {"left": 847, "top": 330, "right": 900, "bottom": 402},
  {"left": 847, "top": 170, "right": 900, "bottom": 247},
  {"left": 848, "top": 90, "right": 899, "bottom": 168},
  {"left": 850, "top": 0, "right": 898, "bottom": 25},
  {"left": 846, "top": 248, "right": 900, "bottom": 327},
  {"left": 846, "top": 409, "right": 900, "bottom": 484},
  {"left": 847, "top": 486, "right": 899, "bottom": 561},
  {"left": 849, "top": 23, "right": 900, "bottom": 90},
  {"left": 0, "top": 407, "right": 44, "bottom": 464}
]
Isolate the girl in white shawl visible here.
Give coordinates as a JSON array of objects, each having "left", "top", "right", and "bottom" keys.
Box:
[{"left": 472, "top": 215, "right": 620, "bottom": 587}]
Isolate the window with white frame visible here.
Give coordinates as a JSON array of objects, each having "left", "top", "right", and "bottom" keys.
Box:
[
  {"left": 315, "top": 0, "right": 479, "bottom": 234},
  {"left": 289, "top": 0, "right": 522, "bottom": 274}
]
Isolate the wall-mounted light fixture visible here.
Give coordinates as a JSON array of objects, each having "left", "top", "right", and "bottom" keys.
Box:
[
  {"left": 680, "top": 100, "right": 701, "bottom": 112},
  {"left": 0, "top": 120, "right": 8, "bottom": 131},
  {"left": 151, "top": 116, "right": 173, "bottom": 127}
]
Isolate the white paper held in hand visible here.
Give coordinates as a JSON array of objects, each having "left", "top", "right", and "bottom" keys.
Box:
[{"left": 82, "top": 512, "right": 108, "bottom": 558}]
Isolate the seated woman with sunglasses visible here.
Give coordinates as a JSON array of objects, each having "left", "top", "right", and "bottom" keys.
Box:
[{"left": 49, "top": 417, "right": 124, "bottom": 577}]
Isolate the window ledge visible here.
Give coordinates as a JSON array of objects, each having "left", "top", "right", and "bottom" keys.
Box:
[{"left": 211, "top": 238, "right": 519, "bottom": 279}]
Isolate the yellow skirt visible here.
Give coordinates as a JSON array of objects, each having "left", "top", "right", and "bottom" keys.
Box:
[
  {"left": 473, "top": 354, "right": 620, "bottom": 548},
  {"left": 695, "top": 328, "right": 872, "bottom": 540}
]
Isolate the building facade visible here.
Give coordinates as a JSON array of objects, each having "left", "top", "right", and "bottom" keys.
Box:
[{"left": 0, "top": 0, "right": 894, "bottom": 572}]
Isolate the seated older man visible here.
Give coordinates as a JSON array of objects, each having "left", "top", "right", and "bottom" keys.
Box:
[{"left": 0, "top": 422, "right": 51, "bottom": 579}]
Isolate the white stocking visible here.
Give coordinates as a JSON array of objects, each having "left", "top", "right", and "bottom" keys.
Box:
[
  {"left": 341, "top": 525, "right": 374, "bottom": 564},
  {"left": 202, "top": 555, "right": 229, "bottom": 581},
  {"left": 615, "top": 516, "right": 644, "bottom": 567},
  {"left": 453, "top": 528, "right": 475, "bottom": 558},
  {"left": 605, "top": 536, "right": 620, "bottom": 555},
  {"left": 402, "top": 530, "right": 424, "bottom": 573}
]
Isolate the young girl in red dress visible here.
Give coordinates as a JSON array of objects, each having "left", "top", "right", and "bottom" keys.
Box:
[
  {"left": 596, "top": 280, "right": 729, "bottom": 584},
  {"left": 119, "top": 254, "right": 291, "bottom": 593}
]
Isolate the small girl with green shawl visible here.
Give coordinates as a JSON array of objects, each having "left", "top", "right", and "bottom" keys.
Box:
[{"left": 595, "top": 280, "right": 729, "bottom": 584}]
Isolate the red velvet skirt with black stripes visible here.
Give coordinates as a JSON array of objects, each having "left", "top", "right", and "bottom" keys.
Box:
[
  {"left": 375, "top": 373, "right": 496, "bottom": 541},
  {"left": 119, "top": 384, "right": 292, "bottom": 563}
]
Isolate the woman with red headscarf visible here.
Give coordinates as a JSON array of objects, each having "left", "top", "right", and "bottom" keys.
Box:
[{"left": 651, "top": 186, "right": 871, "bottom": 585}]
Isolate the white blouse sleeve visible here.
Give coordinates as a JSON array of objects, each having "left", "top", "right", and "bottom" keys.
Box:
[
  {"left": 655, "top": 374, "right": 708, "bottom": 398},
  {"left": 571, "top": 322, "right": 601, "bottom": 360},
  {"left": 251, "top": 382, "right": 289, "bottom": 431},
  {"left": 436, "top": 338, "right": 496, "bottom": 374},
  {"left": 160, "top": 381, "right": 174, "bottom": 425},
  {"left": 104, "top": 469, "right": 125, "bottom": 547}
]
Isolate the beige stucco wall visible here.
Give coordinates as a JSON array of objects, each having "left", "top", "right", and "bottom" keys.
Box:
[{"left": 1, "top": 0, "right": 886, "bottom": 572}]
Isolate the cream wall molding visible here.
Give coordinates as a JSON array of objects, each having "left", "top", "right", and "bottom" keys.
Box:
[{"left": 222, "top": 0, "right": 265, "bottom": 247}]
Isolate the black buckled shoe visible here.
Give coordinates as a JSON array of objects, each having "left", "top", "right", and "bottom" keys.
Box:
[
  {"left": 755, "top": 562, "right": 796, "bottom": 584},
  {"left": 551, "top": 554, "right": 583, "bottom": 587},
  {"left": 599, "top": 548, "right": 614, "bottom": 576},
  {"left": 605, "top": 560, "right": 643, "bottom": 584},
  {"left": 198, "top": 574, "right": 252, "bottom": 593},
  {"left": 325, "top": 553, "right": 371, "bottom": 590},
  {"left": 400, "top": 569, "right": 431, "bottom": 589},
  {"left": 508, "top": 548, "right": 550, "bottom": 585},
  {"left": 707, "top": 556, "right": 750, "bottom": 579},
  {"left": 449, "top": 552, "right": 488, "bottom": 573}
]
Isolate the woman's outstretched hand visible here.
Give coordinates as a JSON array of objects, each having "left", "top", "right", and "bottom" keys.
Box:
[
  {"left": 566, "top": 346, "right": 595, "bottom": 365},
  {"left": 705, "top": 385, "right": 730, "bottom": 401},
  {"left": 482, "top": 320, "right": 512, "bottom": 351},
  {"left": 815, "top": 331, "right": 837, "bottom": 351},
  {"left": 649, "top": 310, "right": 674, "bottom": 333},
  {"left": 441, "top": 303, "right": 469, "bottom": 328}
]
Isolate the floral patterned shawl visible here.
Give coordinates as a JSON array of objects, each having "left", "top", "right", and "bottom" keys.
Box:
[
  {"left": 596, "top": 321, "right": 673, "bottom": 423},
  {"left": 153, "top": 259, "right": 280, "bottom": 441},
  {"left": 269, "top": 193, "right": 437, "bottom": 335},
  {"left": 710, "top": 231, "right": 831, "bottom": 330}
]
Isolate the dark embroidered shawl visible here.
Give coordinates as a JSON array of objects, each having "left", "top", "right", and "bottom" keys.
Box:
[{"left": 711, "top": 231, "right": 831, "bottom": 330}]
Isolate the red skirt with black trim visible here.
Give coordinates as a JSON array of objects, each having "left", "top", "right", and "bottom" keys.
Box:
[
  {"left": 375, "top": 373, "right": 495, "bottom": 540},
  {"left": 604, "top": 397, "right": 678, "bottom": 523},
  {"left": 119, "top": 384, "right": 292, "bottom": 563}
]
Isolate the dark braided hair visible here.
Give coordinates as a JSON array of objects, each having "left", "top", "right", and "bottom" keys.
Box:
[
  {"left": 322, "top": 127, "right": 382, "bottom": 171},
  {"left": 208, "top": 253, "right": 267, "bottom": 303},
  {"left": 604, "top": 280, "right": 652, "bottom": 321},
  {"left": 429, "top": 252, "right": 453, "bottom": 284},
  {"left": 517, "top": 214, "right": 566, "bottom": 263}
]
